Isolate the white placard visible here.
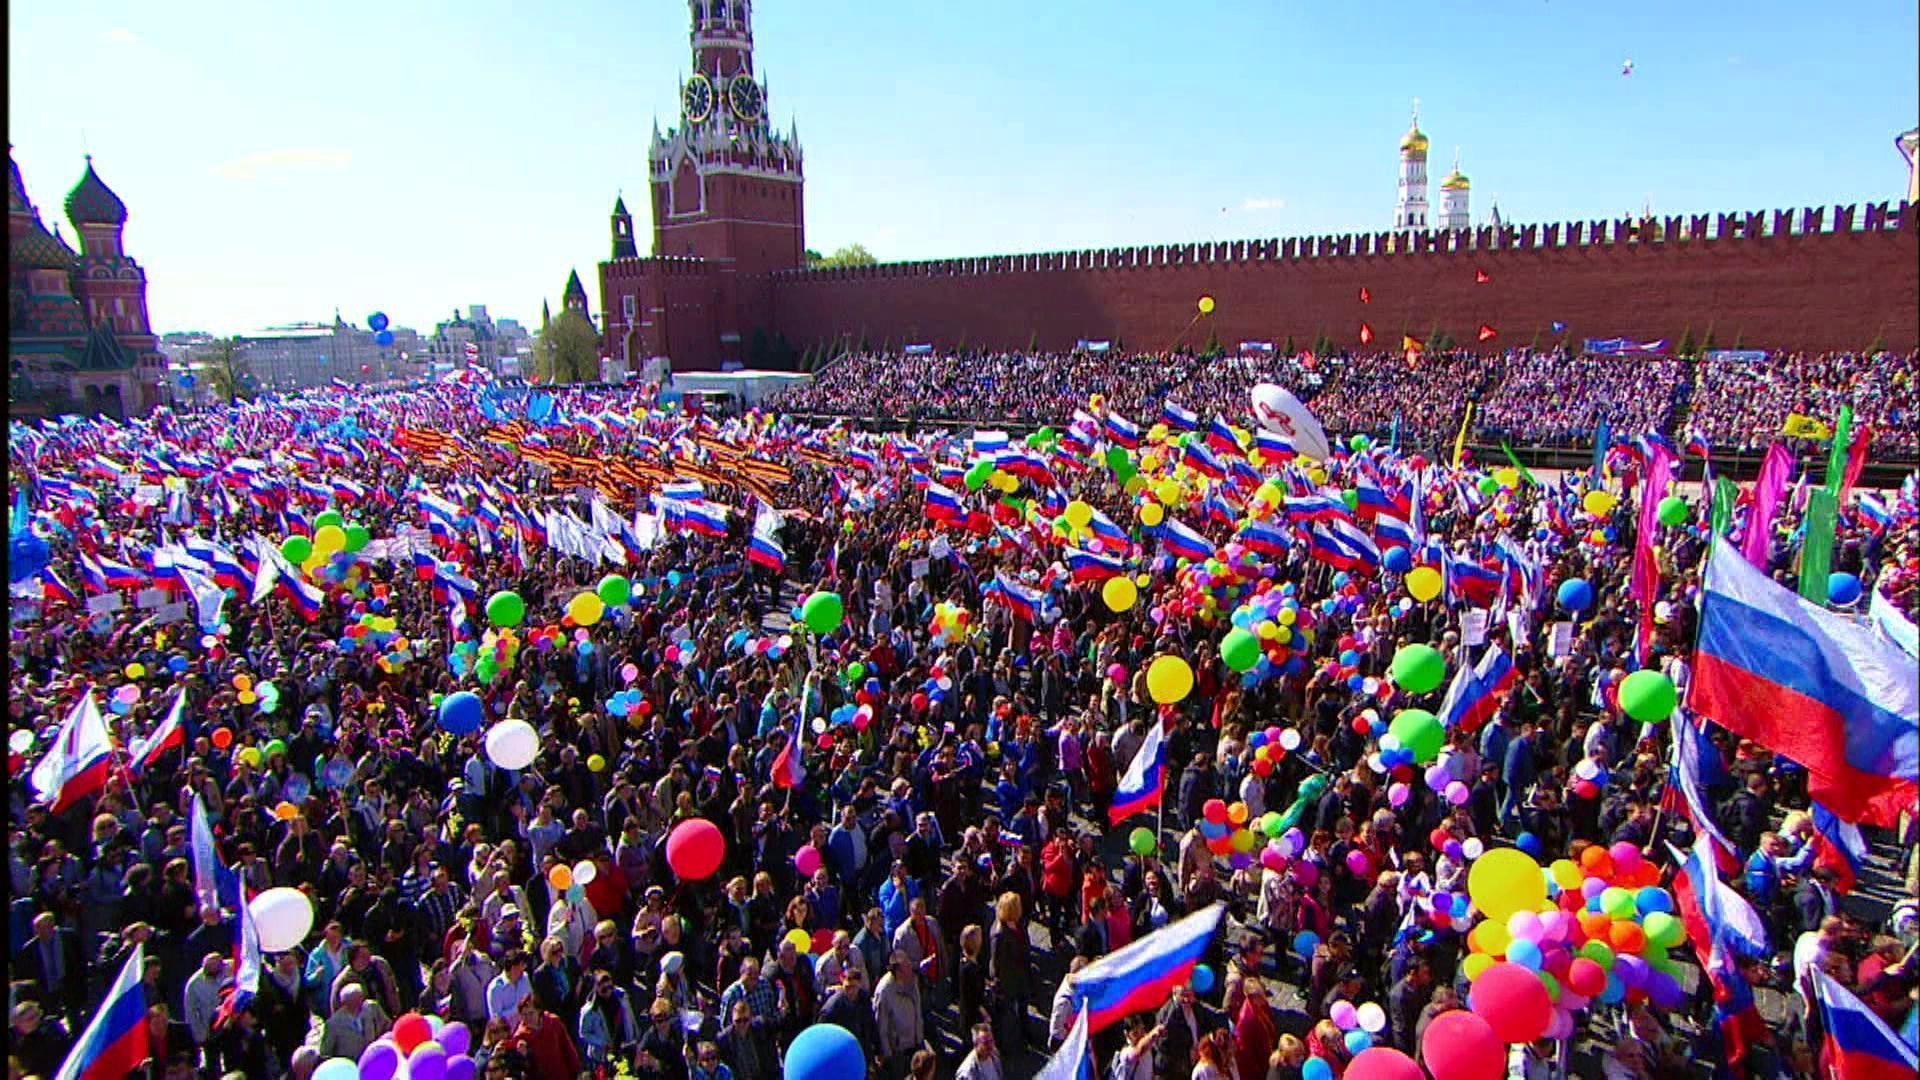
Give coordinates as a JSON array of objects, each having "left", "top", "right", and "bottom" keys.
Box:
[
  {"left": 133, "top": 485, "right": 165, "bottom": 506},
  {"left": 1548, "top": 621, "right": 1575, "bottom": 657},
  {"left": 1461, "top": 610, "right": 1489, "bottom": 646},
  {"left": 86, "top": 594, "right": 125, "bottom": 614},
  {"left": 136, "top": 588, "right": 171, "bottom": 610},
  {"left": 929, "top": 536, "right": 952, "bottom": 560},
  {"left": 910, "top": 559, "right": 930, "bottom": 579},
  {"left": 153, "top": 602, "right": 191, "bottom": 625},
  {"left": 1508, "top": 610, "right": 1530, "bottom": 647}
]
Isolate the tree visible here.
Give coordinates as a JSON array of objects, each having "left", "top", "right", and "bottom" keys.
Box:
[
  {"left": 535, "top": 308, "right": 602, "bottom": 384},
  {"left": 1200, "top": 328, "right": 1223, "bottom": 359},
  {"left": 202, "top": 337, "right": 253, "bottom": 403},
  {"left": 1675, "top": 326, "right": 1696, "bottom": 359},
  {"left": 809, "top": 244, "right": 877, "bottom": 269},
  {"left": 1283, "top": 335, "right": 1296, "bottom": 357}
]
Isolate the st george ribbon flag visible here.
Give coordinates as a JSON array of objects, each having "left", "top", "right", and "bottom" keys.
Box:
[{"left": 1689, "top": 536, "right": 1918, "bottom": 827}]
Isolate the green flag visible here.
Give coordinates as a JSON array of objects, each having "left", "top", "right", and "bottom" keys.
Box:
[
  {"left": 1499, "top": 441, "right": 1539, "bottom": 487},
  {"left": 1710, "top": 477, "right": 1739, "bottom": 539},
  {"left": 1799, "top": 488, "right": 1837, "bottom": 604},
  {"left": 1823, "top": 405, "right": 1853, "bottom": 495}
]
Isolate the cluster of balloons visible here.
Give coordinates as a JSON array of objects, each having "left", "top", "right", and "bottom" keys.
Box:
[
  {"left": 1243, "top": 723, "right": 1302, "bottom": 779},
  {"left": 605, "top": 687, "right": 651, "bottom": 720},
  {"left": 281, "top": 511, "right": 372, "bottom": 577},
  {"left": 1217, "top": 578, "right": 1320, "bottom": 685},
  {"left": 1326, "top": 997, "right": 1389, "bottom": 1056},
  {"left": 316, "top": 1009, "right": 478, "bottom": 1080},
  {"left": 926, "top": 600, "right": 976, "bottom": 644},
  {"left": 728, "top": 627, "right": 795, "bottom": 660},
  {"left": 229, "top": 673, "right": 283, "bottom": 713},
  {"left": 368, "top": 311, "right": 396, "bottom": 349},
  {"left": 450, "top": 626, "right": 520, "bottom": 684},
  {"left": 344, "top": 611, "right": 413, "bottom": 674},
  {"left": 1458, "top": 844, "right": 1690, "bottom": 1046},
  {"left": 546, "top": 859, "right": 599, "bottom": 891}
]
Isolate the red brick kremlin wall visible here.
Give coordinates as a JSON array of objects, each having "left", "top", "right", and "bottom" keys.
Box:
[{"left": 763, "top": 202, "right": 1917, "bottom": 356}]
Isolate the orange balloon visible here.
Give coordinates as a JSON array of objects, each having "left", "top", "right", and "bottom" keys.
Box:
[
  {"left": 1579, "top": 846, "right": 1615, "bottom": 880},
  {"left": 548, "top": 864, "right": 573, "bottom": 891},
  {"left": 211, "top": 727, "right": 234, "bottom": 749},
  {"left": 1578, "top": 912, "right": 1613, "bottom": 942},
  {"left": 1609, "top": 921, "right": 1647, "bottom": 954}
]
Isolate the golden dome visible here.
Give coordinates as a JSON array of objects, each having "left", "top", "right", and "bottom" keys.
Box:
[
  {"left": 1400, "top": 125, "right": 1429, "bottom": 155},
  {"left": 1441, "top": 169, "right": 1470, "bottom": 190}
]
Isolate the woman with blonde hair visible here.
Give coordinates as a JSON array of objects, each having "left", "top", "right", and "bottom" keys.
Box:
[{"left": 1268, "top": 1034, "right": 1309, "bottom": 1080}]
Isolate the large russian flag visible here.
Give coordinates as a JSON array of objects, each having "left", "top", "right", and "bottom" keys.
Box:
[
  {"left": 1690, "top": 537, "right": 1919, "bottom": 827},
  {"left": 747, "top": 533, "right": 786, "bottom": 572},
  {"left": 1809, "top": 802, "right": 1868, "bottom": 895},
  {"left": 1085, "top": 507, "right": 1130, "bottom": 548},
  {"left": 1235, "top": 519, "right": 1291, "bottom": 557},
  {"left": 128, "top": 688, "right": 187, "bottom": 777},
  {"left": 31, "top": 691, "right": 113, "bottom": 814},
  {"left": 1109, "top": 717, "right": 1167, "bottom": 825},
  {"left": 682, "top": 501, "right": 729, "bottom": 538},
  {"left": 1071, "top": 903, "right": 1223, "bottom": 1032},
  {"left": 1159, "top": 516, "right": 1216, "bottom": 562},
  {"left": 1064, "top": 547, "right": 1123, "bottom": 581},
  {"left": 1308, "top": 518, "right": 1381, "bottom": 573},
  {"left": 1813, "top": 969, "right": 1919, "bottom": 1080},
  {"left": 1161, "top": 401, "right": 1199, "bottom": 432},
  {"left": 987, "top": 571, "right": 1046, "bottom": 623},
  {"left": 1103, "top": 413, "right": 1141, "bottom": 449},
  {"left": 52, "top": 942, "right": 149, "bottom": 1080},
  {"left": 1373, "top": 513, "right": 1417, "bottom": 550}
]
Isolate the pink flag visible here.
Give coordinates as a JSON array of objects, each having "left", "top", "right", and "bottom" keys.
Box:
[
  {"left": 1740, "top": 442, "right": 1793, "bottom": 569},
  {"left": 1632, "top": 445, "right": 1677, "bottom": 663}
]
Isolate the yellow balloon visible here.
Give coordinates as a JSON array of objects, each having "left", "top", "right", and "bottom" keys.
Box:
[
  {"left": 1123, "top": 476, "right": 1147, "bottom": 495},
  {"left": 785, "top": 927, "right": 814, "bottom": 954},
  {"left": 1583, "top": 490, "right": 1618, "bottom": 516},
  {"left": 1230, "top": 828, "right": 1256, "bottom": 853},
  {"left": 568, "top": 592, "right": 605, "bottom": 626},
  {"left": 1147, "top": 423, "right": 1170, "bottom": 443},
  {"left": 1139, "top": 503, "right": 1165, "bottom": 527},
  {"left": 125, "top": 663, "right": 146, "bottom": 679},
  {"left": 1494, "top": 468, "right": 1520, "bottom": 489},
  {"left": 1406, "top": 566, "right": 1443, "bottom": 603},
  {"left": 1549, "top": 859, "right": 1584, "bottom": 891},
  {"left": 1255, "top": 483, "right": 1284, "bottom": 506},
  {"left": 1135, "top": 573, "right": 1152, "bottom": 588},
  {"left": 1462, "top": 953, "right": 1496, "bottom": 981},
  {"left": 587, "top": 754, "right": 607, "bottom": 773},
  {"left": 313, "top": 524, "right": 347, "bottom": 554},
  {"left": 1155, "top": 480, "right": 1182, "bottom": 505},
  {"left": 274, "top": 802, "right": 299, "bottom": 821},
  {"left": 1308, "top": 468, "right": 1327, "bottom": 485},
  {"left": 1102, "top": 576, "right": 1138, "bottom": 613},
  {"left": 1278, "top": 608, "right": 1297, "bottom": 626},
  {"left": 1146, "top": 655, "right": 1194, "bottom": 704},
  {"left": 1197, "top": 295, "right": 1216, "bottom": 315},
  {"left": 1065, "top": 501, "right": 1094, "bottom": 530},
  {"left": 1469, "top": 918, "right": 1511, "bottom": 957},
  {"left": 1467, "top": 848, "right": 1548, "bottom": 925},
  {"left": 236, "top": 747, "right": 263, "bottom": 768}
]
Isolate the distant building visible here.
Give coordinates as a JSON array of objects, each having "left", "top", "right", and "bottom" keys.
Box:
[
  {"left": 424, "top": 305, "right": 532, "bottom": 376},
  {"left": 1901, "top": 127, "right": 1919, "bottom": 202},
  {"left": 233, "top": 316, "right": 421, "bottom": 393},
  {"left": 8, "top": 149, "right": 166, "bottom": 417}
]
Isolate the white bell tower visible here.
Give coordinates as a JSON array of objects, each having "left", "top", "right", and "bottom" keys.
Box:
[{"left": 1395, "top": 100, "right": 1430, "bottom": 231}]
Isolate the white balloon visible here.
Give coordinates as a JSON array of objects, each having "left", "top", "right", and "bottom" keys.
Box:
[
  {"left": 484, "top": 719, "right": 540, "bottom": 770},
  {"left": 1461, "top": 838, "right": 1486, "bottom": 860},
  {"left": 1356, "top": 1001, "right": 1388, "bottom": 1034},
  {"left": 250, "top": 887, "right": 315, "bottom": 952},
  {"left": 1249, "top": 383, "right": 1332, "bottom": 461},
  {"left": 572, "top": 860, "right": 598, "bottom": 886},
  {"left": 1278, "top": 728, "right": 1302, "bottom": 751}
]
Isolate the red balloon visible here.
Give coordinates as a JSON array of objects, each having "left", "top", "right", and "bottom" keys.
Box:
[
  {"left": 1567, "top": 957, "right": 1607, "bottom": 997},
  {"left": 1347, "top": 1046, "right": 1425, "bottom": 1080},
  {"left": 666, "top": 818, "right": 726, "bottom": 881},
  {"left": 1419, "top": 1009, "right": 1506, "bottom": 1080},
  {"left": 1202, "top": 799, "right": 1229, "bottom": 825},
  {"left": 811, "top": 928, "right": 836, "bottom": 954},
  {"left": 1468, "top": 963, "right": 1553, "bottom": 1044},
  {"left": 392, "top": 1012, "right": 432, "bottom": 1055}
]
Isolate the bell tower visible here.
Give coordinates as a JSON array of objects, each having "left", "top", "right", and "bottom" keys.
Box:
[{"left": 649, "top": 0, "right": 804, "bottom": 275}]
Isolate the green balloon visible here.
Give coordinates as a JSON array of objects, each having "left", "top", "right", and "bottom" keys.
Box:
[
  {"left": 1388, "top": 708, "right": 1445, "bottom": 764},
  {"left": 314, "top": 509, "right": 344, "bottom": 529},
  {"left": 801, "top": 591, "right": 845, "bottom": 634},
  {"left": 1389, "top": 644, "right": 1447, "bottom": 694},
  {"left": 1052, "top": 515, "right": 1070, "bottom": 532},
  {"left": 263, "top": 739, "right": 288, "bottom": 759},
  {"left": 1220, "top": 628, "right": 1261, "bottom": 672},
  {"left": 597, "top": 574, "right": 632, "bottom": 607},
  {"left": 1341, "top": 490, "right": 1360, "bottom": 511},
  {"left": 281, "top": 535, "right": 313, "bottom": 564},
  {"left": 486, "top": 590, "right": 527, "bottom": 628},
  {"left": 1025, "top": 433, "right": 1045, "bottom": 449},
  {"left": 1478, "top": 476, "right": 1501, "bottom": 496},
  {"left": 1579, "top": 940, "right": 1616, "bottom": 968},
  {"left": 1259, "top": 812, "right": 1285, "bottom": 837},
  {"left": 1642, "top": 911, "right": 1684, "bottom": 949},
  {"left": 1657, "top": 496, "right": 1690, "bottom": 528},
  {"left": 1600, "top": 887, "right": 1637, "bottom": 920},
  {"left": 846, "top": 661, "right": 866, "bottom": 683},
  {"left": 1349, "top": 434, "right": 1371, "bottom": 451},
  {"left": 1115, "top": 461, "right": 1138, "bottom": 483},
  {"left": 964, "top": 462, "right": 993, "bottom": 491},
  {"left": 343, "top": 524, "right": 371, "bottom": 552},
  {"left": 1129, "top": 827, "right": 1157, "bottom": 856},
  {"left": 1038, "top": 426, "right": 1057, "bottom": 443},
  {"left": 1104, "top": 447, "right": 1131, "bottom": 472},
  {"left": 1618, "top": 669, "right": 1677, "bottom": 722}
]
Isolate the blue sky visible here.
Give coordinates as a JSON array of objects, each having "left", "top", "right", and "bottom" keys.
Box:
[{"left": 10, "top": 0, "right": 1915, "bottom": 335}]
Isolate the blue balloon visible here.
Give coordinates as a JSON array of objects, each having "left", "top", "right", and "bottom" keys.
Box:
[
  {"left": 1635, "top": 886, "right": 1673, "bottom": 915},
  {"left": 1191, "top": 963, "right": 1216, "bottom": 994},
  {"left": 784, "top": 1022, "right": 866, "bottom": 1080},
  {"left": 375, "top": 330, "right": 396, "bottom": 347},
  {"left": 168, "top": 655, "right": 190, "bottom": 673},
  {"left": 1517, "top": 831, "right": 1542, "bottom": 857},
  {"left": 1344, "top": 1029, "right": 1373, "bottom": 1054},
  {"left": 314, "top": 1059, "right": 359, "bottom": 1080},
  {"left": 1293, "top": 930, "right": 1321, "bottom": 957},
  {"left": 1507, "top": 938, "right": 1544, "bottom": 970},
  {"left": 179, "top": 373, "right": 196, "bottom": 388},
  {"left": 1303, "top": 1059, "right": 1334, "bottom": 1080},
  {"left": 1599, "top": 973, "right": 1627, "bottom": 1004},
  {"left": 438, "top": 691, "right": 485, "bottom": 735},
  {"left": 1383, "top": 546, "right": 1413, "bottom": 573},
  {"left": 1557, "top": 578, "right": 1595, "bottom": 612},
  {"left": 368, "top": 311, "right": 390, "bottom": 332},
  {"left": 1828, "top": 572, "right": 1862, "bottom": 606}
]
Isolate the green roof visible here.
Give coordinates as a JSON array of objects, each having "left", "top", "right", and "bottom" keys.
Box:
[{"left": 65, "top": 158, "right": 127, "bottom": 226}]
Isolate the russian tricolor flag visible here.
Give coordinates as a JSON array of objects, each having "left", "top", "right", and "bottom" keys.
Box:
[
  {"left": 30, "top": 691, "right": 113, "bottom": 814},
  {"left": 1103, "top": 413, "right": 1140, "bottom": 449},
  {"left": 925, "top": 483, "right": 964, "bottom": 522},
  {"left": 1444, "top": 553, "right": 1503, "bottom": 608},
  {"left": 1308, "top": 519, "right": 1381, "bottom": 573},
  {"left": 1070, "top": 902, "right": 1223, "bottom": 1033},
  {"left": 39, "top": 567, "right": 80, "bottom": 606},
  {"left": 747, "top": 532, "right": 787, "bottom": 572},
  {"left": 1437, "top": 644, "right": 1514, "bottom": 735},
  {"left": 1205, "top": 417, "right": 1243, "bottom": 456},
  {"left": 50, "top": 942, "right": 149, "bottom": 1080},
  {"left": 1812, "top": 969, "right": 1919, "bottom": 1080},
  {"left": 1690, "top": 536, "right": 1918, "bottom": 827},
  {"left": 1085, "top": 507, "right": 1129, "bottom": 548},
  {"left": 1109, "top": 716, "right": 1167, "bottom": 825},
  {"left": 128, "top": 689, "right": 187, "bottom": 777},
  {"left": 1809, "top": 802, "right": 1868, "bottom": 895},
  {"left": 987, "top": 571, "right": 1046, "bottom": 623},
  {"left": 1373, "top": 513, "right": 1417, "bottom": 550},
  {"left": 1161, "top": 402, "right": 1199, "bottom": 431},
  {"left": 281, "top": 573, "right": 325, "bottom": 621},
  {"left": 1284, "top": 493, "right": 1349, "bottom": 523},
  {"left": 682, "top": 501, "right": 729, "bottom": 537},
  {"left": 1182, "top": 441, "right": 1227, "bottom": 480},
  {"left": 1159, "top": 516, "right": 1216, "bottom": 562},
  {"left": 771, "top": 710, "right": 806, "bottom": 789},
  {"left": 1235, "top": 518, "right": 1291, "bottom": 556},
  {"left": 1064, "top": 547, "right": 1123, "bottom": 581},
  {"left": 1661, "top": 717, "right": 1741, "bottom": 875},
  {"left": 973, "top": 430, "right": 1009, "bottom": 456}
]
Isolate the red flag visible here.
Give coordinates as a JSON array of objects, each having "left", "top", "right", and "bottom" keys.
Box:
[
  {"left": 1839, "top": 424, "right": 1873, "bottom": 505},
  {"left": 1358, "top": 287, "right": 1371, "bottom": 304},
  {"left": 1477, "top": 324, "right": 1497, "bottom": 342},
  {"left": 1358, "top": 323, "right": 1374, "bottom": 345},
  {"left": 1474, "top": 269, "right": 1491, "bottom": 284}
]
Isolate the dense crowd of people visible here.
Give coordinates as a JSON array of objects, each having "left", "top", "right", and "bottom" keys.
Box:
[
  {"left": 781, "top": 348, "right": 1918, "bottom": 458},
  {"left": 6, "top": 371, "right": 1917, "bottom": 1080}
]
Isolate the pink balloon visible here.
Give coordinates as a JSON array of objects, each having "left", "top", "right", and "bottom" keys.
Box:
[
  {"left": 621, "top": 663, "right": 639, "bottom": 683},
  {"left": 1346, "top": 1046, "right": 1425, "bottom": 1080},
  {"left": 1507, "top": 911, "right": 1543, "bottom": 942},
  {"left": 1419, "top": 1010, "right": 1506, "bottom": 1080},
  {"left": 1291, "top": 861, "right": 1319, "bottom": 887},
  {"left": 794, "top": 844, "right": 822, "bottom": 878},
  {"left": 1468, "top": 963, "right": 1553, "bottom": 1044},
  {"left": 1609, "top": 841, "right": 1643, "bottom": 877},
  {"left": 1330, "top": 1000, "right": 1359, "bottom": 1030},
  {"left": 1445, "top": 781, "right": 1471, "bottom": 805},
  {"left": 1345, "top": 849, "right": 1372, "bottom": 877}
]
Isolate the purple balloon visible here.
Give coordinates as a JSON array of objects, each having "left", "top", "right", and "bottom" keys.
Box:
[
  {"left": 359, "top": 1041, "right": 401, "bottom": 1080},
  {"left": 1645, "top": 969, "right": 1686, "bottom": 1009},
  {"left": 438, "top": 1022, "right": 471, "bottom": 1057},
  {"left": 445, "top": 1056, "right": 477, "bottom": 1080},
  {"left": 1614, "top": 955, "right": 1650, "bottom": 989},
  {"left": 1424, "top": 764, "right": 1451, "bottom": 791},
  {"left": 1581, "top": 877, "right": 1609, "bottom": 899},
  {"left": 1229, "top": 852, "right": 1253, "bottom": 871},
  {"left": 409, "top": 1045, "right": 447, "bottom": 1080}
]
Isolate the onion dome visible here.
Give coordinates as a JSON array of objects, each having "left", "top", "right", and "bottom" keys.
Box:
[
  {"left": 1441, "top": 168, "right": 1470, "bottom": 191},
  {"left": 1400, "top": 123, "right": 1429, "bottom": 155},
  {"left": 65, "top": 156, "right": 127, "bottom": 226},
  {"left": 16, "top": 215, "right": 78, "bottom": 269},
  {"left": 8, "top": 148, "right": 29, "bottom": 214}
]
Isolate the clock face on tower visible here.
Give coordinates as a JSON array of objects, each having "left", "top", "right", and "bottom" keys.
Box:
[
  {"left": 727, "top": 74, "right": 763, "bottom": 122},
  {"left": 683, "top": 74, "right": 715, "bottom": 124}
]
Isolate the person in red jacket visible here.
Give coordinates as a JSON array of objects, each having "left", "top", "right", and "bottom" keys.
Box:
[
  {"left": 510, "top": 995, "right": 581, "bottom": 1079},
  {"left": 1040, "top": 832, "right": 1076, "bottom": 936}
]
